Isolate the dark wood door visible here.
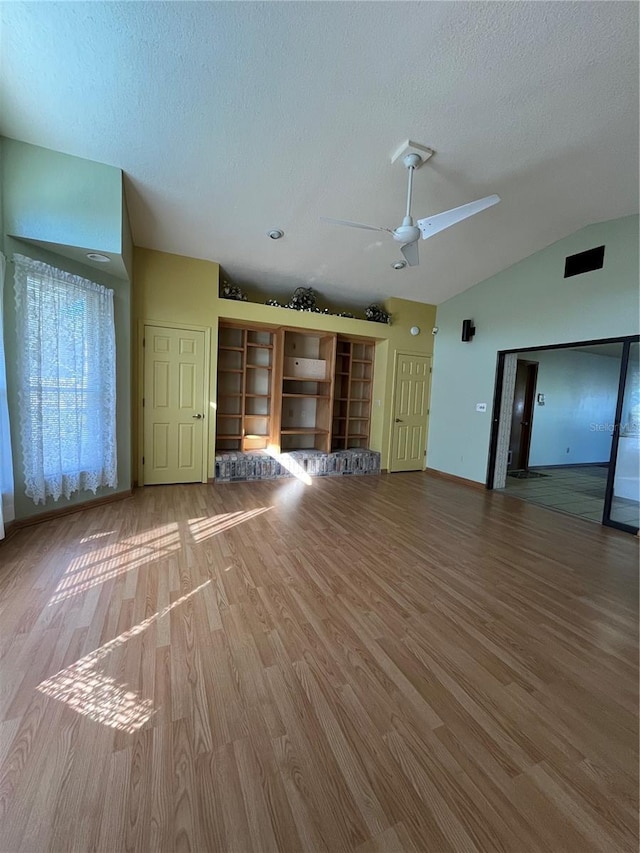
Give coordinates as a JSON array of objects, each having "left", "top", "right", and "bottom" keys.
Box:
[{"left": 508, "top": 360, "right": 538, "bottom": 470}]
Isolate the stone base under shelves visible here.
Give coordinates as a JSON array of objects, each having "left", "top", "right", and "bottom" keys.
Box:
[{"left": 214, "top": 449, "right": 381, "bottom": 483}]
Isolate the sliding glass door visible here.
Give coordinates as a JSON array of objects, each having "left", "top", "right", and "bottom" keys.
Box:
[{"left": 604, "top": 341, "right": 640, "bottom": 533}]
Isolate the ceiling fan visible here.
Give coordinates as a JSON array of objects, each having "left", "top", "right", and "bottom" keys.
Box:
[{"left": 321, "top": 153, "right": 500, "bottom": 267}]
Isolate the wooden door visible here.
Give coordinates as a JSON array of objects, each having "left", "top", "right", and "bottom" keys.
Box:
[
  {"left": 143, "top": 325, "right": 207, "bottom": 484},
  {"left": 508, "top": 360, "right": 538, "bottom": 470},
  {"left": 390, "top": 353, "right": 431, "bottom": 472}
]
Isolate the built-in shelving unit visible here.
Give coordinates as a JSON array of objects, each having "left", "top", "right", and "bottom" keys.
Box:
[
  {"left": 216, "top": 324, "right": 277, "bottom": 452},
  {"left": 216, "top": 321, "right": 375, "bottom": 457},
  {"left": 332, "top": 337, "right": 374, "bottom": 450},
  {"left": 279, "top": 329, "right": 336, "bottom": 452}
]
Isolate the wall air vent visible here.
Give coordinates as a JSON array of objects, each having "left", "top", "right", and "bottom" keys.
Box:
[{"left": 564, "top": 245, "right": 605, "bottom": 278}]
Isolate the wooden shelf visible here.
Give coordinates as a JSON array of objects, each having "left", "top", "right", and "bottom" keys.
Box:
[
  {"left": 219, "top": 368, "right": 244, "bottom": 374},
  {"left": 281, "top": 428, "right": 329, "bottom": 435},
  {"left": 219, "top": 346, "right": 244, "bottom": 352},
  {"left": 246, "top": 364, "right": 272, "bottom": 370},
  {"left": 247, "top": 342, "right": 273, "bottom": 349},
  {"left": 217, "top": 434, "right": 243, "bottom": 439},
  {"left": 282, "top": 393, "right": 330, "bottom": 399},
  {"left": 282, "top": 375, "right": 330, "bottom": 382}
]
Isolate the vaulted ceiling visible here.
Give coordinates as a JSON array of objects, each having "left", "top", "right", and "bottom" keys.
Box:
[{"left": 1, "top": 1, "right": 638, "bottom": 305}]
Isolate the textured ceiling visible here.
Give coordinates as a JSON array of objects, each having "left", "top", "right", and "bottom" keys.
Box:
[{"left": 1, "top": 2, "right": 638, "bottom": 306}]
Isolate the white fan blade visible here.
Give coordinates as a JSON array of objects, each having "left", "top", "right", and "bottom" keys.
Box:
[
  {"left": 321, "top": 216, "right": 391, "bottom": 233},
  {"left": 417, "top": 194, "right": 500, "bottom": 240},
  {"left": 400, "top": 241, "right": 419, "bottom": 267}
]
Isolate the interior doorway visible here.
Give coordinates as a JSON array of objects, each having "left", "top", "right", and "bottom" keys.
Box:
[
  {"left": 488, "top": 336, "right": 639, "bottom": 534},
  {"left": 508, "top": 360, "right": 538, "bottom": 473}
]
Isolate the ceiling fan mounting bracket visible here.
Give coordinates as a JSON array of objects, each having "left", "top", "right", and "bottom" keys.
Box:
[
  {"left": 390, "top": 140, "right": 434, "bottom": 168},
  {"left": 403, "top": 153, "right": 423, "bottom": 170}
]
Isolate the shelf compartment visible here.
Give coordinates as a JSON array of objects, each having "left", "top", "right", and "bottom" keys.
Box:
[
  {"left": 217, "top": 349, "right": 244, "bottom": 371},
  {"left": 219, "top": 326, "right": 245, "bottom": 349},
  {"left": 216, "top": 439, "right": 242, "bottom": 452},
  {"left": 247, "top": 329, "right": 273, "bottom": 347}
]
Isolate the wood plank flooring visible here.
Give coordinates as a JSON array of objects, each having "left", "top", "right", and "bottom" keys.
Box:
[{"left": 0, "top": 473, "right": 637, "bottom": 852}]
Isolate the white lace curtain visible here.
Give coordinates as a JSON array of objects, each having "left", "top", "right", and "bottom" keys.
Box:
[
  {"left": 0, "top": 253, "right": 15, "bottom": 537},
  {"left": 13, "top": 254, "right": 117, "bottom": 505}
]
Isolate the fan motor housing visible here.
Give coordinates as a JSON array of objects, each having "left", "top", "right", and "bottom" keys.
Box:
[{"left": 393, "top": 224, "right": 420, "bottom": 243}]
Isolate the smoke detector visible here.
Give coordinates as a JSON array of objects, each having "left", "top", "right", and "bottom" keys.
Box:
[{"left": 267, "top": 229, "right": 284, "bottom": 240}]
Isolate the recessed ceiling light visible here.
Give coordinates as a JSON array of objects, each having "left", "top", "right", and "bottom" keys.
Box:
[
  {"left": 267, "top": 229, "right": 284, "bottom": 240},
  {"left": 391, "top": 260, "right": 407, "bottom": 270},
  {"left": 86, "top": 252, "right": 111, "bottom": 263}
]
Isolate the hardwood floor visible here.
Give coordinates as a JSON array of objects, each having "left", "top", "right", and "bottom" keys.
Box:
[{"left": 0, "top": 473, "right": 637, "bottom": 852}]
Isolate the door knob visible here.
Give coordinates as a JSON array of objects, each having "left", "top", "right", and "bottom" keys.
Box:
[
  {"left": 192, "top": 413, "right": 203, "bottom": 419},
  {"left": 395, "top": 418, "right": 403, "bottom": 423}
]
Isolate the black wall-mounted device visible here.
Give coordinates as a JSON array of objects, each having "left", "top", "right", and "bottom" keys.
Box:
[{"left": 461, "top": 319, "right": 476, "bottom": 342}]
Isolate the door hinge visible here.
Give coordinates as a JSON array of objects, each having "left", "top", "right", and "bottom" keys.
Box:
[
  {"left": 143, "top": 338, "right": 146, "bottom": 347},
  {"left": 142, "top": 456, "right": 145, "bottom": 465},
  {"left": 429, "top": 367, "right": 432, "bottom": 373},
  {"left": 427, "top": 408, "right": 430, "bottom": 415},
  {"left": 142, "top": 398, "right": 145, "bottom": 407}
]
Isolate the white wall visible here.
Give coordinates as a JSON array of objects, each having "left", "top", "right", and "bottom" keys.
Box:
[
  {"left": 427, "top": 215, "right": 639, "bottom": 483},
  {"left": 527, "top": 348, "right": 621, "bottom": 467}
]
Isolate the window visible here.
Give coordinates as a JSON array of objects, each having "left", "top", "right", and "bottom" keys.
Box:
[{"left": 13, "top": 254, "right": 117, "bottom": 504}]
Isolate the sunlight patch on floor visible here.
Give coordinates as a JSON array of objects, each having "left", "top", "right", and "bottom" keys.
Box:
[
  {"left": 49, "top": 523, "right": 181, "bottom": 604},
  {"left": 38, "top": 580, "right": 210, "bottom": 731},
  {"left": 80, "top": 530, "right": 115, "bottom": 543},
  {"left": 38, "top": 669, "right": 155, "bottom": 733},
  {"left": 187, "top": 507, "right": 272, "bottom": 542}
]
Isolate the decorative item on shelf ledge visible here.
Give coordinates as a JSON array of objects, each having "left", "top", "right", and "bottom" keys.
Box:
[
  {"left": 365, "top": 304, "right": 391, "bottom": 324},
  {"left": 263, "top": 288, "right": 367, "bottom": 321},
  {"left": 289, "top": 286, "right": 317, "bottom": 311},
  {"left": 221, "top": 281, "right": 248, "bottom": 301}
]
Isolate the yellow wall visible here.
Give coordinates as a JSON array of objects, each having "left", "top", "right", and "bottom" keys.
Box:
[
  {"left": 133, "top": 248, "right": 220, "bottom": 480},
  {"left": 133, "top": 246, "right": 436, "bottom": 475}
]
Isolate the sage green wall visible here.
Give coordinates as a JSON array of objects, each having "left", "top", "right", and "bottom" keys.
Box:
[
  {"left": 3, "top": 238, "right": 132, "bottom": 520},
  {"left": 427, "top": 215, "right": 640, "bottom": 483},
  {"left": 2, "top": 138, "right": 122, "bottom": 254}
]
